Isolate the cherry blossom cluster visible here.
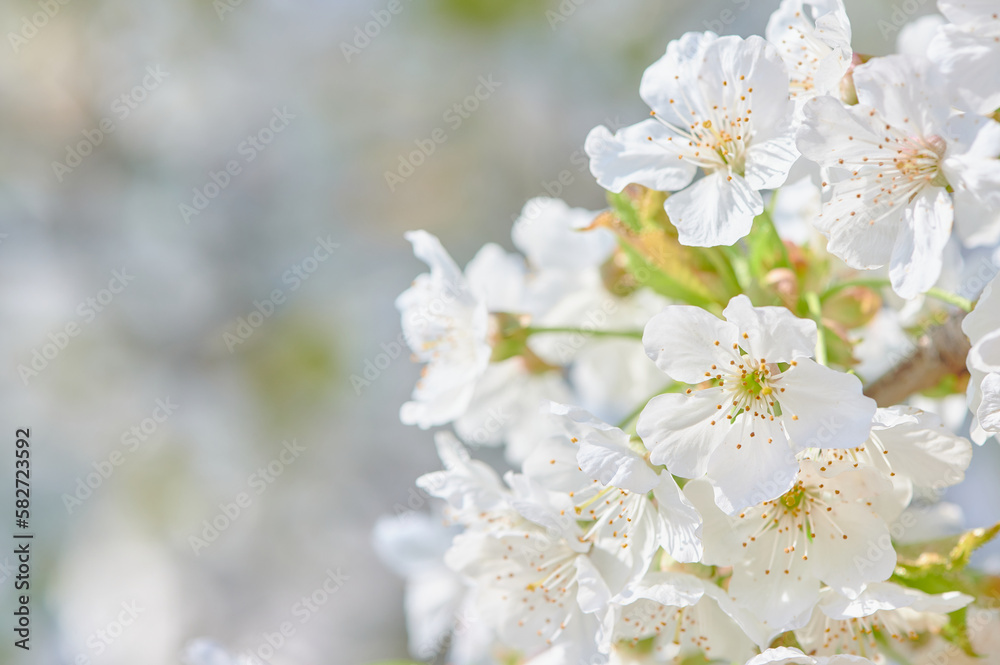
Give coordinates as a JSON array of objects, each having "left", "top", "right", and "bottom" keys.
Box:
[{"left": 377, "top": 2, "right": 1000, "bottom": 665}]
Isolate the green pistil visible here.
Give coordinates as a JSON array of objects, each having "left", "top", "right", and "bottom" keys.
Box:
[{"left": 781, "top": 486, "right": 806, "bottom": 511}]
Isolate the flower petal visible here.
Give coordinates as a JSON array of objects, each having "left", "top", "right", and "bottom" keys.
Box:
[
  {"left": 776, "top": 359, "right": 876, "bottom": 450},
  {"left": 638, "top": 391, "right": 728, "bottom": 478},
  {"left": 585, "top": 120, "right": 696, "bottom": 193},
  {"left": 664, "top": 171, "right": 762, "bottom": 247},
  {"left": 888, "top": 187, "right": 954, "bottom": 299},
  {"left": 643, "top": 305, "right": 739, "bottom": 383},
  {"left": 723, "top": 294, "right": 817, "bottom": 362}
]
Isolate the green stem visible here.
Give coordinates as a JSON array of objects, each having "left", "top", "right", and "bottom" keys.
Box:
[
  {"left": 820, "top": 278, "right": 973, "bottom": 312},
  {"left": 523, "top": 326, "right": 644, "bottom": 340},
  {"left": 804, "top": 291, "right": 828, "bottom": 367},
  {"left": 756, "top": 207, "right": 791, "bottom": 269},
  {"left": 699, "top": 247, "right": 742, "bottom": 300},
  {"left": 925, "top": 287, "right": 974, "bottom": 312}
]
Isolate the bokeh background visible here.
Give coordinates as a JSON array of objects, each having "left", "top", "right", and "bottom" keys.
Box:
[{"left": 2, "top": 0, "right": 997, "bottom": 664}]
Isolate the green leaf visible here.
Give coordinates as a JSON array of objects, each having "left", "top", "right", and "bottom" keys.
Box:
[
  {"left": 941, "top": 606, "right": 978, "bottom": 658},
  {"left": 891, "top": 522, "right": 1000, "bottom": 658},
  {"left": 617, "top": 238, "right": 719, "bottom": 309},
  {"left": 949, "top": 522, "right": 1000, "bottom": 570},
  {"left": 745, "top": 210, "right": 791, "bottom": 282},
  {"left": 609, "top": 191, "right": 643, "bottom": 233}
]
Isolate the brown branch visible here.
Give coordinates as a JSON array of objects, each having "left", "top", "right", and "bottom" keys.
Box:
[{"left": 864, "top": 312, "right": 971, "bottom": 408}]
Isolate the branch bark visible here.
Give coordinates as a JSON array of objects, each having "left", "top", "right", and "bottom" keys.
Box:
[{"left": 864, "top": 312, "right": 971, "bottom": 408}]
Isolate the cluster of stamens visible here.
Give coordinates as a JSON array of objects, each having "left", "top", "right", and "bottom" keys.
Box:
[
  {"left": 736, "top": 478, "right": 849, "bottom": 577},
  {"left": 645, "top": 72, "right": 755, "bottom": 176}
]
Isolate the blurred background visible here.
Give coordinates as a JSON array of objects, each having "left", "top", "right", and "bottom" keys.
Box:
[{"left": 1, "top": 0, "right": 996, "bottom": 664}]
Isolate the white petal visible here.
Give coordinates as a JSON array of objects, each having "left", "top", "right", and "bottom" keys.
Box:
[
  {"left": 745, "top": 647, "right": 816, "bottom": 665},
  {"left": 614, "top": 571, "right": 705, "bottom": 607},
  {"left": 574, "top": 554, "right": 614, "bottom": 614},
  {"left": 404, "top": 229, "right": 466, "bottom": 287},
  {"left": 521, "top": 436, "right": 589, "bottom": 493},
  {"left": 464, "top": 243, "right": 526, "bottom": 312},
  {"left": 551, "top": 403, "right": 659, "bottom": 494},
  {"left": 416, "top": 432, "right": 506, "bottom": 514},
  {"left": 809, "top": 500, "right": 896, "bottom": 598},
  {"left": 730, "top": 548, "right": 819, "bottom": 634},
  {"left": 776, "top": 359, "right": 876, "bottom": 450},
  {"left": 853, "top": 56, "right": 942, "bottom": 135},
  {"left": 819, "top": 581, "right": 972, "bottom": 619},
  {"left": 651, "top": 474, "right": 704, "bottom": 563},
  {"left": 706, "top": 416, "right": 799, "bottom": 513},
  {"left": 511, "top": 197, "right": 615, "bottom": 272},
  {"left": 664, "top": 171, "right": 762, "bottom": 247},
  {"left": 888, "top": 187, "right": 954, "bottom": 299},
  {"left": 978, "top": 371, "right": 1000, "bottom": 435},
  {"left": 640, "top": 31, "right": 719, "bottom": 117},
  {"left": 585, "top": 120, "right": 696, "bottom": 193},
  {"left": 638, "top": 391, "right": 728, "bottom": 478},
  {"left": 745, "top": 134, "right": 800, "bottom": 191},
  {"left": 682, "top": 478, "right": 742, "bottom": 566},
  {"left": 642, "top": 305, "right": 739, "bottom": 384},
  {"left": 870, "top": 407, "right": 973, "bottom": 489},
  {"left": 699, "top": 35, "right": 793, "bottom": 141},
  {"left": 722, "top": 294, "right": 817, "bottom": 362}
]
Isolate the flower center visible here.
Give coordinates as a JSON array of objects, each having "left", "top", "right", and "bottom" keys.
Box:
[
  {"left": 894, "top": 134, "right": 947, "bottom": 187},
  {"left": 727, "top": 357, "right": 783, "bottom": 422}
]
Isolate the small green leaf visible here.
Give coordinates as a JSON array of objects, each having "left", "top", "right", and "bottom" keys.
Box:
[
  {"left": 609, "top": 191, "right": 643, "bottom": 233},
  {"left": 949, "top": 522, "right": 1000, "bottom": 570},
  {"left": 746, "top": 210, "right": 791, "bottom": 282},
  {"left": 617, "top": 239, "right": 718, "bottom": 309}
]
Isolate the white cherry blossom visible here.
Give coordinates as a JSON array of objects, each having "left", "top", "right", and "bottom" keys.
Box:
[
  {"left": 521, "top": 404, "right": 703, "bottom": 567},
  {"left": 612, "top": 571, "right": 763, "bottom": 664},
  {"left": 928, "top": 0, "right": 1000, "bottom": 114},
  {"left": 637, "top": 295, "right": 876, "bottom": 513},
  {"left": 765, "top": 0, "right": 853, "bottom": 106},
  {"left": 797, "top": 55, "right": 1000, "bottom": 297},
  {"left": 397, "top": 231, "right": 520, "bottom": 428},
  {"left": 586, "top": 32, "right": 798, "bottom": 247},
  {"left": 795, "top": 582, "right": 973, "bottom": 658},
  {"left": 807, "top": 406, "right": 972, "bottom": 521},
  {"left": 373, "top": 512, "right": 493, "bottom": 663},
  {"left": 963, "top": 271, "right": 1000, "bottom": 443},
  {"left": 686, "top": 458, "right": 899, "bottom": 635},
  {"left": 746, "top": 646, "right": 876, "bottom": 665}
]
